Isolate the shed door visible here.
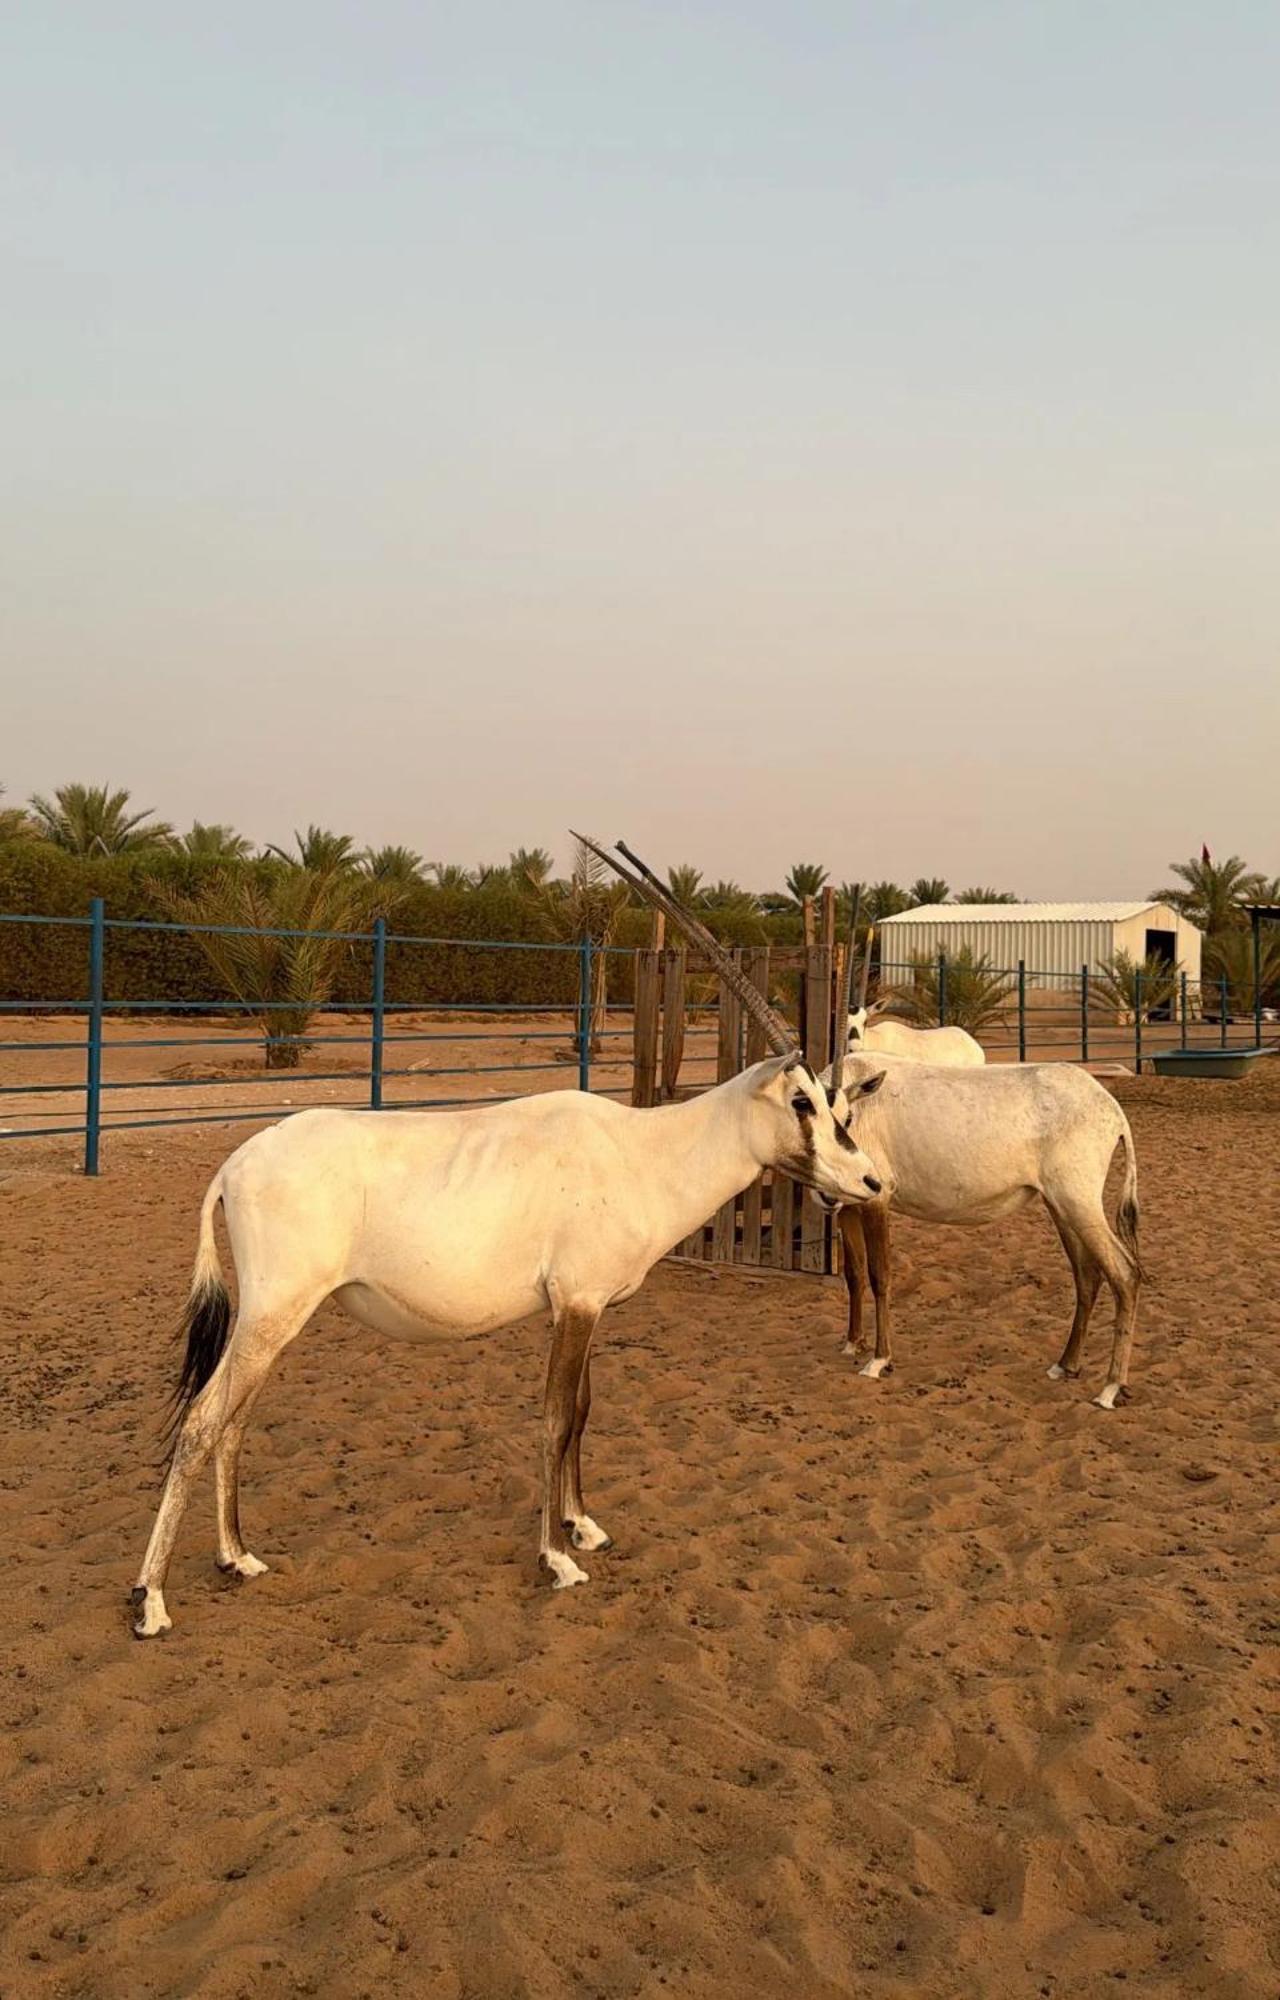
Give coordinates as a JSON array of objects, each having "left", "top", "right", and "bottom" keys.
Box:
[{"left": 1145, "top": 927, "right": 1175, "bottom": 1021}]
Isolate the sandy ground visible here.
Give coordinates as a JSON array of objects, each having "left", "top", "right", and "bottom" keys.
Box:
[{"left": 1, "top": 1072, "right": 1277, "bottom": 1999}]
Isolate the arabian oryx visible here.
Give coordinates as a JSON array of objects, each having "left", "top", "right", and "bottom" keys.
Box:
[
  {"left": 820, "top": 1047, "right": 1143, "bottom": 1410},
  {"left": 844, "top": 926, "right": 985, "bottom": 1067},
  {"left": 131, "top": 840, "right": 885, "bottom": 1638}
]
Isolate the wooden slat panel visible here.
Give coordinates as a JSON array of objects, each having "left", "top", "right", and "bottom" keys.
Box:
[
  {"left": 739, "top": 945, "right": 769, "bottom": 1265},
  {"left": 631, "top": 949, "right": 660, "bottom": 1107},
  {"left": 801, "top": 944, "right": 834, "bottom": 1272},
  {"left": 712, "top": 953, "right": 743, "bottom": 1262},
  {"left": 768, "top": 1169, "right": 795, "bottom": 1270},
  {"left": 661, "top": 950, "right": 686, "bottom": 1101}
]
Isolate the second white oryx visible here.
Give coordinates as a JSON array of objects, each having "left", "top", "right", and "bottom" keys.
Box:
[
  {"left": 845, "top": 926, "right": 985, "bottom": 1067},
  {"left": 820, "top": 1047, "right": 1143, "bottom": 1411},
  {"left": 132, "top": 838, "right": 885, "bottom": 1638}
]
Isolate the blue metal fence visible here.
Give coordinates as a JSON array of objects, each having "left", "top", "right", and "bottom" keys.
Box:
[
  {"left": 2, "top": 912, "right": 1273, "bottom": 1177},
  {"left": 0, "top": 908, "right": 654, "bottom": 1174}
]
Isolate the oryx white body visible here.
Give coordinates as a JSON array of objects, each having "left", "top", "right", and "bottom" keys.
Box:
[
  {"left": 847, "top": 1007, "right": 985, "bottom": 1067},
  {"left": 133, "top": 1056, "right": 883, "bottom": 1637},
  {"left": 826, "top": 1052, "right": 1141, "bottom": 1408}
]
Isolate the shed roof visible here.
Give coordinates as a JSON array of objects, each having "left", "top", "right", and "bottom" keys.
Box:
[{"left": 880, "top": 902, "right": 1172, "bottom": 925}]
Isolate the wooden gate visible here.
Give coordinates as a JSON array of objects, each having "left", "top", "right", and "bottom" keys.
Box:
[{"left": 629, "top": 895, "right": 848, "bottom": 1275}]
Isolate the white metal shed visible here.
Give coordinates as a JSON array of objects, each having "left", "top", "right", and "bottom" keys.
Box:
[{"left": 878, "top": 902, "right": 1203, "bottom": 988}]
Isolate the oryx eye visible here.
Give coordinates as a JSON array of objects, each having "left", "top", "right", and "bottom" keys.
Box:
[{"left": 790, "top": 1095, "right": 813, "bottom": 1117}]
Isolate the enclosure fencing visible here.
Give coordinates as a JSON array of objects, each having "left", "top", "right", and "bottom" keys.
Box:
[{"left": 0, "top": 910, "right": 1273, "bottom": 1220}]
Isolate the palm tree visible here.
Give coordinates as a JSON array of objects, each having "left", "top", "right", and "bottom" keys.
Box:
[
  {"left": 510, "top": 847, "right": 554, "bottom": 888},
  {"left": 954, "top": 886, "right": 1019, "bottom": 905},
  {"left": 865, "top": 881, "right": 913, "bottom": 923},
  {"left": 1150, "top": 853, "right": 1264, "bottom": 933},
  {"left": 0, "top": 784, "right": 37, "bottom": 842},
  {"left": 784, "top": 861, "right": 828, "bottom": 906},
  {"left": 909, "top": 878, "right": 950, "bottom": 907},
  {"left": 1248, "top": 876, "right": 1280, "bottom": 908},
  {"left": 359, "top": 844, "right": 425, "bottom": 888},
  {"left": 666, "top": 863, "right": 705, "bottom": 907},
  {"left": 530, "top": 837, "right": 630, "bottom": 1053},
  {"left": 472, "top": 862, "right": 509, "bottom": 888},
  {"left": 892, "top": 948, "right": 1013, "bottom": 1033},
  {"left": 1202, "top": 927, "right": 1280, "bottom": 1014},
  {"left": 28, "top": 782, "right": 174, "bottom": 855},
  {"left": 428, "top": 862, "right": 472, "bottom": 892},
  {"left": 154, "top": 867, "right": 383, "bottom": 1068},
  {"left": 1090, "top": 950, "right": 1181, "bottom": 1025},
  {"left": 181, "top": 822, "right": 255, "bottom": 861},
  {"left": 265, "top": 825, "right": 358, "bottom": 872}
]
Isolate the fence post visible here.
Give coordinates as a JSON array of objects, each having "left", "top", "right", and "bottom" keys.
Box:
[
  {"left": 578, "top": 936, "right": 592, "bottom": 1091},
  {"left": 1180, "top": 970, "right": 1188, "bottom": 1050},
  {"left": 937, "top": 950, "right": 948, "bottom": 1027},
  {"left": 1080, "top": 964, "right": 1089, "bottom": 1064},
  {"left": 1134, "top": 969, "right": 1143, "bottom": 1071},
  {"left": 1220, "top": 976, "right": 1228, "bottom": 1048},
  {"left": 84, "top": 897, "right": 105, "bottom": 1176},
  {"left": 369, "top": 917, "right": 386, "bottom": 1109},
  {"left": 1253, "top": 914, "right": 1263, "bottom": 1047},
  {"left": 1017, "top": 960, "right": 1026, "bottom": 1062}
]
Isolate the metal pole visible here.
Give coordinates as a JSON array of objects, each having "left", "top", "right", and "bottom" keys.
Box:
[
  {"left": 937, "top": 950, "right": 948, "bottom": 1027},
  {"left": 578, "top": 935, "right": 592, "bottom": 1091},
  {"left": 1017, "top": 960, "right": 1026, "bottom": 1062},
  {"left": 1180, "top": 970, "right": 1188, "bottom": 1050},
  {"left": 84, "top": 897, "right": 105, "bottom": 1175},
  {"left": 370, "top": 917, "right": 386, "bottom": 1109},
  {"left": 1134, "top": 969, "right": 1143, "bottom": 1072},
  {"left": 1220, "top": 977, "right": 1228, "bottom": 1048},
  {"left": 1080, "top": 964, "right": 1089, "bottom": 1064},
  {"left": 1253, "top": 909, "right": 1263, "bottom": 1047}
]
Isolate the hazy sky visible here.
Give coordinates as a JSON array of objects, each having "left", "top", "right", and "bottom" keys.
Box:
[{"left": 4, "top": 3, "right": 1276, "bottom": 895}]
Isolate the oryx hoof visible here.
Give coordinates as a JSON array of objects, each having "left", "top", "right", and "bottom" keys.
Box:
[
  {"left": 565, "top": 1518, "right": 613, "bottom": 1553},
  {"left": 1093, "top": 1383, "right": 1130, "bottom": 1411},
  {"left": 217, "top": 1552, "right": 269, "bottom": 1580},
  {"left": 841, "top": 1341, "right": 866, "bottom": 1359},
  {"left": 859, "top": 1357, "right": 893, "bottom": 1380},
  {"left": 1047, "top": 1363, "right": 1081, "bottom": 1382},
  {"left": 541, "top": 1550, "right": 590, "bottom": 1590},
  {"left": 131, "top": 1585, "right": 172, "bottom": 1640}
]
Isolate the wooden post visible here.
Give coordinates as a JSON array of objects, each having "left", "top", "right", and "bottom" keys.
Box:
[
  {"left": 801, "top": 944, "right": 834, "bottom": 1272},
  {"left": 649, "top": 907, "right": 665, "bottom": 951},
  {"left": 712, "top": 950, "right": 744, "bottom": 1262},
  {"left": 820, "top": 885, "right": 837, "bottom": 949},
  {"left": 802, "top": 895, "right": 816, "bottom": 948},
  {"left": 740, "top": 946, "right": 769, "bottom": 1265},
  {"left": 660, "top": 949, "right": 686, "bottom": 1101},
  {"left": 631, "top": 949, "right": 661, "bottom": 1107}
]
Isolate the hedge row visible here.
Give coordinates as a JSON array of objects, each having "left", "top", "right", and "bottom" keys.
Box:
[{"left": 0, "top": 846, "right": 802, "bottom": 1010}]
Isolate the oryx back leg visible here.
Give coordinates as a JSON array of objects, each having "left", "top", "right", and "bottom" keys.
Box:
[
  {"left": 561, "top": 1350, "right": 611, "bottom": 1554},
  {"left": 1045, "top": 1208, "right": 1103, "bottom": 1382},
  {"left": 133, "top": 1285, "right": 322, "bottom": 1637},
  {"left": 1052, "top": 1193, "right": 1139, "bottom": 1411},
  {"left": 839, "top": 1206, "right": 869, "bottom": 1358},
  {"left": 539, "top": 1303, "right": 600, "bottom": 1589},
  {"left": 858, "top": 1203, "right": 895, "bottom": 1380}
]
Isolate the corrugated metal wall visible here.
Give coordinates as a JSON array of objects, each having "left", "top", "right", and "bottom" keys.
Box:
[{"left": 880, "top": 908, "right": 1201, "bottom": 987}]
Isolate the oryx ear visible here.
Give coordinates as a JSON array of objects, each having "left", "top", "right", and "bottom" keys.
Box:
[
  {"left": 855, "top": 1071, "right": 886, "bottom": 1098},
  {"left": 752, "top": 1051, "right": 800, "bottom": 1091}
]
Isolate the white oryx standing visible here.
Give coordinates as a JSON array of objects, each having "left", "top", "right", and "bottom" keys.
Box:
[
  {"left": 132, "top": 840, "right": 886, "bottom": 1638},
  {"left": 821, "top": 1049, "right": 1142, "bottom": 1410},
  {"left": 845, "top": 926, "right": 986, "bottom": 1066}
]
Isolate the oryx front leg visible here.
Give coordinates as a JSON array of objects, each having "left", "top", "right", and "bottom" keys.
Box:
[
  {"left": 857, "top": 1204, "right": 895, "bottom": 1380},
  {"left": 839, "top": 1207, "right": 869, "bottom": 1359},
  {"left": 539, "top": 1306, "right": 600, "bottom": 1588},
  {"left": 561, "top": 1352, "right": 612, "bottom": 1553}
]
